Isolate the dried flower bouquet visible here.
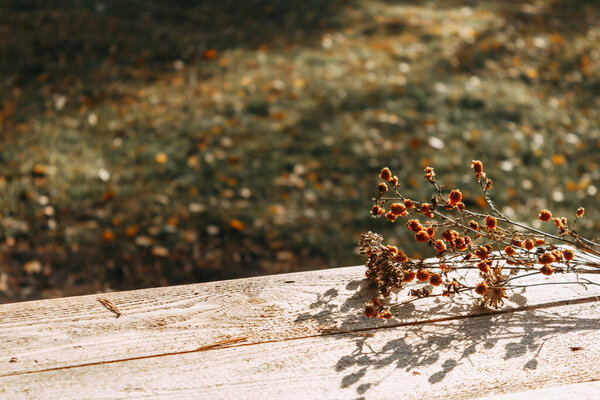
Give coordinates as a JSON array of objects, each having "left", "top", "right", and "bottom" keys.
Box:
[{"left": 360, "top": 161, "right": 600, "bottom": 319}]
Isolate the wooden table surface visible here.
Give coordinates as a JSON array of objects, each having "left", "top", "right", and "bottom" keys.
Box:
[{"left": 1, "top": 264, "right": 600, "bottom": 399}]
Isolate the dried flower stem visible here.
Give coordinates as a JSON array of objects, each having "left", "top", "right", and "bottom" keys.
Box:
[{"left": 359, "top": 161, "right": 600, "bottom": 318}]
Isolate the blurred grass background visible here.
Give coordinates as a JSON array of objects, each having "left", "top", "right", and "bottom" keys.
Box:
[{"left": 1, "top": 0, "right": 600, "bottom": 302}]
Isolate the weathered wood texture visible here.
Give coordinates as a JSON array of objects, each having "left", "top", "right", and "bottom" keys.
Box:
[{"left": 2, "top": 264, "right": 600, "bottom": 399}]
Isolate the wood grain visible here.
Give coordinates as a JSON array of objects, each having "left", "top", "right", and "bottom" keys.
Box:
[
  {"left": 2, "top": 298, "right": 600, "bottom": 399},
  {"left": 2, "top": 261, "right": 600, "bottom": 398}
]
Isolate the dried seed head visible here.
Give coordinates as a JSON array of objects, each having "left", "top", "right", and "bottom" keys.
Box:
[
  {"left": 426, "top": 226, "right": 436, "bottom": 237},
  {"left": 540, "top": 265, "right": 554, "bottom": 276},
  {"left": 379, "top": 167, "right": 392, "bottom": 181},
  {"left": 538, "top": 252, "right": 556, "bottom": 265},
  {"left": 404, "top": 199, "right": 415, "bottom": 209},
  {"left": 420, "top": 203, "right": 432, "bottom": 214},
  {"left": 434, "top": 240, "right": 446, "bottom": 252},
  {"left": 364, "top": 305, "right": 378, "bottom": 318},
  {"left": 390, "top": 203, "right": 407, "bottom": 216},
  {"left": 563, "top": 249, "right": 575, "bottom": 261},
  {"left": 576, "top": 207, "right": 585, "bottom": 218},
  {"left": 424, "top": 167, "right": 435, "bottom": 181},
  {"left": 534, "top": 237, "right": 546, "bottom": 246},
  {"left": 416, "top": 269, "right": 430, "bottom": 282},
  {"left": 469, "top": 220, "right": 480, "bottom": 230},
  {"left": 475, "top": 281, "right": 488, "bottom": 295},
  {"left": 403, "top": 270, "right": 416, "bottom": 282},
  {"left": 371, "top": 205, "right": 384, "bottom": 216},
  {"left": 504, "top": 246, "right": 516, "bottom": 257},
  {"left": 414, "top": 230, "right": 430, "bottom": 243},
  {"left": 477, "top": 261, "right": 490, "bottom": 273},
  {"left": 449, "top": 189, "right": 462, "bottom": 205},
  {"left": 485, "top": 215, "right": 497, "bottom": 230},
  {"left": 524, "top": 239, "right": 535, "bottom": 250},
  {"left": 441, "top": 230, "right": 459, "bottom": 242},
  {"left": 395, "top": 250, "right": 409, "bottom": 263},
  {"left": 377, "top": 183, "right": 388, "bottom": 194},
  {"left": 385, "top": 211, "right": 397, "bottom": 222},
  {"left": 407, "top": 219, "right": 423, "bottom": 233},
  {"left": 538, "top": 209, "right": 552, "bottom": 222},
  {"left": 471, "top": 160, "right": 483, "bottom": 175},
  {"left": 378, "top": 310, "right": 393, "bottom": 320},
  {"left": 429, "top": 274, "right": 443, "bottom": 286},
  {"left": 511, "top": 238, "right": 523, "bottom": 248}
]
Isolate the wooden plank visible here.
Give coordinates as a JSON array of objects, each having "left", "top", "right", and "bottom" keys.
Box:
[
  {"left": 480, "top": 380, "right": 600, "bottom": 400},
  {"left": 2, "top": 299, "right": 600, "bottom": 399},
  {"left": 2, "top": 264, "right": 599, "bottom": 377}
]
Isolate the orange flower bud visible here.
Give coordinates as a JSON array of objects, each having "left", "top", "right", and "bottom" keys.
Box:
[
  {"left": 475, "top": 281, "right": 488, "bottom": 295},
  {"left": 414, "top": 230, "right": 430, "bottom": 243},
  {"left": 379, "top": 167, "right": 392, "bottom": 181},
  {"left": 429, "top": 274, "right": 443, "bottom": 286},
  {"left": 416, "top": 269, "right": 430, "bottom": 282},
  {"left": 449, "top": 189, "right": 462, "bottom": 205}
]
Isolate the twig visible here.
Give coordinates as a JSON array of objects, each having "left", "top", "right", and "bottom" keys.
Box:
[{"left": 96, "top": 297, "right": 121, "bottom": 318}]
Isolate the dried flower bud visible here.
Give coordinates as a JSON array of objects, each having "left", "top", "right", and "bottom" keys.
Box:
[
  {"left": 404, "top": 199, "right": 415, "bottom": 209},
  {"left": 471, "top": 160, "right": 483, "bottom": 175},
  {"left": 563, "top": 249, "right": 575, "bottom": 261},
  {"left": 364, "top": 305, "right": 378, "bottom": 318},
  {"left": 456, "top": 202, "right": 466, "bottom": 211},
  {"left": 407, "top": 219, "right": 423, "bottom": 233},
  {"left": 576, "top": 207, "right": 585, "bottom": 218},
  {"left": 538, "top": 209, "right": 552, "bottom": 222},
  {"left": 377, "top": 183, "right": 388, "bottom": 194},
  {"left": 449, "top": 189, "right": 462, "bottom": 205},
  {"left": 475, "top": 246, "right": 489, "bottom": 259},
  {"left": 378, "top": 309, "right": 393, "bottom": 320},
  {"left": 424, "top": 167, "right": 435, "bottom": 181},
  {"left": 403, "top": 270, "right": 416, "bottom": 282},
  {"left": 379, "top": 167, "right": 392, "bottom": 181},
  {"left": 390, "top": 176, "right": 399, "bottom": 186},
  {"left": 433, "top": 240, "right": 446, "bottom": 252},
  {"left": 475, "top": 281, "right": 488, "bottom": 295},
  {"left": 485, "top": 215, "right": 497, "bottom": 230},
  {"left": 552, "top": 250, "right": 563, "bottom": 261},
  {"left": 504, "top": 246, "right": 516, "bottom": 257},
  {"left": 485, "top": 178, "right": 493, "bottom": 190},
  {"left": 441, "top": 230, "right": 459, "bottom": 242},
  {"left": 416, "top": 269, "right": 430, "bottom": 282},
  {"left": 477, "top": 261, "right": 490, "bottom": 273},
  {"left": 453, "top": 237, "right": 467, "bottom": 251},
  {"left": 385, "top": 211, "right": 397, "bottom": 222},
  {"left": 511, "top": 238, "right": 523, "bottom": 248},
  {"left": 394, "top": 250, "right": 408, "bottom": 263},
  {"left": 430, "top": 274, "right": 443, "bottom": 286},
  {"left": 371, "top": 205, "right": 384, "bottom": 216},
  {"left": 524, "top": 239, "right": 535, "bottom": 250},
  {"left": 538, "top": 252, "right": 556, "bottom": 265},
  {"left": 469, "top": 220, "right": 480, "bottom": 230},
  {"left": 414, "top": 230, "right": 430, "bottom": 243},
  {"left": 390, "top": 203, "right": 407, "bottom": 216},
  {"left": 426, "top": 226, "right": 436, "bottom": 237},
  {"left": 534, "top": 237, "right": 546, "bottom": 246},
  {"left": 540, "top": 265, "right": 554, "bottom": 276}
]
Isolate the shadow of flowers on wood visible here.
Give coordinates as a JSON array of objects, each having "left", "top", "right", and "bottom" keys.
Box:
[{"left": 295, "top": 279, "right": 600, "bottom": 396}]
